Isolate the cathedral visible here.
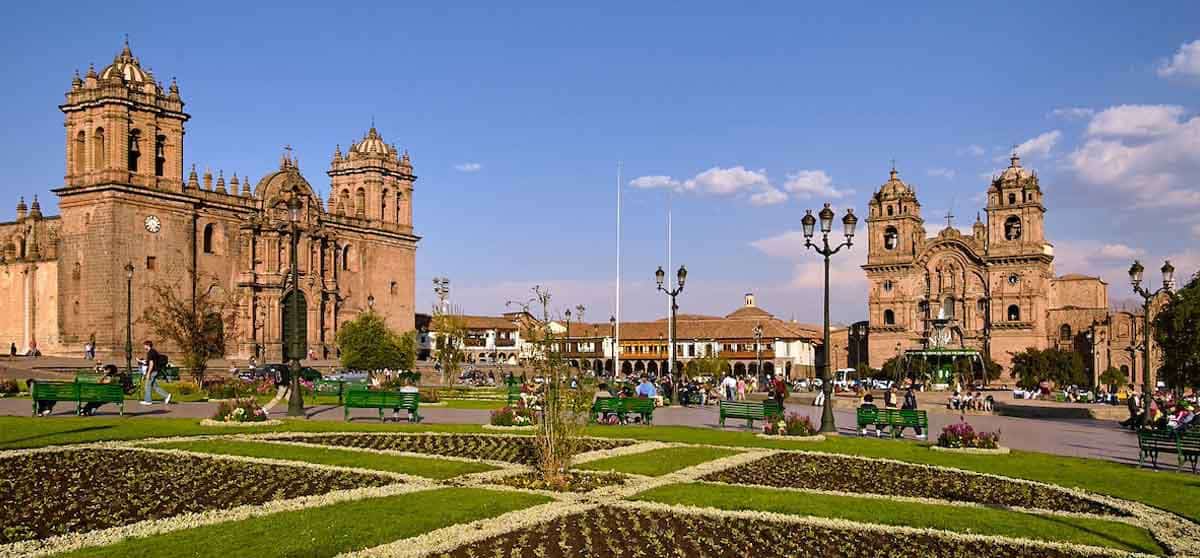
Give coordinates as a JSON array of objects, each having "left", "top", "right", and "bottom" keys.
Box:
[
  {"left": 0, "top": 41, "right": 419, "bottom": 361},
  {"left": 863, "top": 155, "right": 1159, "bottom": 385}
]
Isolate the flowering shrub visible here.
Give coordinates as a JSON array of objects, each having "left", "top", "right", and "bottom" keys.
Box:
[
  {"left": 936, "top": 421, "right": 1000, "bottom": 449},
  {"left": 255, "top": 378, "right": 276, "bottom": 396},
  {"left": 172, "top": 380, "right": 200, "bottom": 396},
  {"left": 204, "top": 378, "right": 254, "bottom": 400},
  {"left": 490, "top": 404, "right": 537, "bottom": 426},
  {"left": 419, "top": 388, "right": 440, "bottom": 403},
  {"left": 762, "top": 412, "right": 817, "bottom": 436},
  {"left": 212, "top": 397, "right": 269, "bottom": 423},
  {"left": 0, "top": 378, "right": 20, "bottom": 396}
]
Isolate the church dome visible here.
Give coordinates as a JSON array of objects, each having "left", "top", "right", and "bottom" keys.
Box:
[
  {"left": 254, "top": 152, "right": 319, "bottom": 206},
  {"left": 873, "top": 167, "right": 918, "bottom": 203},
  {"left": 349, "top": 127, "right": 396, "bottom": 157},
  {"left": 990, "top": 153, "right": 1037, "bottom": 191},
  {"left": 98, "top": 40, "right": 151, "bottom": 85}
]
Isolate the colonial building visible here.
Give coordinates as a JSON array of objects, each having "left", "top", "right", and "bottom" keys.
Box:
[
  {"left": 0, "top": 41, "right": 419, "bottom": 360},
  {"left": 560, "top": 294, "right": 822, "bottom": 379},
  {"left": 863, "top": 156, "right": 1161, "bottom": 386}
]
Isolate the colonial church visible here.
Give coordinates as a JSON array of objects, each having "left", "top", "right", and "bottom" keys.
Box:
[
  {"left": 0, "top": 41, "right": 419, "bottom": 360},
  {"left": 863, "top": 155, "right": 1158, "bottom": 385}
]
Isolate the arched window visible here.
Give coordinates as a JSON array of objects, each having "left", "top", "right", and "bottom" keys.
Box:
[
  {"left": 883, "top": 226, "right": 899, "bottom": 250},
  {"left": 1007, "top": 304, "right": 1020, "bottom": 321},
  {"left": 202, "top": 223, "right": 215, "bottom": 254},
  {"left": 72, "top": 262, "right": 81, "bottom": 280},
  {"left": 154, "top": 135, "right": 166, "bottom": 177},
  {"left": 1004, "top": 216, "right": 1022, "bottom": 240},
  {"left": 1060, "top": 324, "right": 1072, "bottom": 341},
  {"left": 942, "top": 296, "right": 955, "bottom": 318},
  {"left": 93, "top": 128, "right": 106, "bottom": 170},
  {"left": 17, "top": 237, "right": 25, "bottom": 259},
  {"left": 977, "top": 299, "right": 987, "bottom": 314},
  {"left": 342, "top": 245, "right": 352, "bottom": 271},
  {"left": 1120, "top": 364, "right": 1129, "bottom": 379},
  {"left": 883, "top": 309, "right": 896, "bottom": 325},
  {"left": 355, "top": 188, "right": 366, "bottom": 217},
  {"left": 73, "top": 131, "right": 86, "bottom": 175},
  {"left": 127, "top": 129, "right": 141, "bottom": 172},
  {"left": 887, "top": 205, "right": 894, "bottom": 216},
  {"left": 396, "top": 191, "right": 404, "bottom": 223},
  {"left": 1008, "top": 193, "right": 1016, "bottom": 205},
  {"left": 381, "top": 189, "right": 389, "bottom": 222}
]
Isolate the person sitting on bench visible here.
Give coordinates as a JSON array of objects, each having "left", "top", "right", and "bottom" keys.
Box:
[
  {"left": 858, "top": 394, "right": 878, "bottom": 436},
  {"left": 80, "top": 364, "right": 122, "bottom": 416},
  {"left": 29, "top": 378, "right": 55, "bottom": 416}
]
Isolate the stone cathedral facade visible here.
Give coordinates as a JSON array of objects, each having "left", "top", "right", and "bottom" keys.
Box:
[
  {"left": 0, "top": 42, "right": 419, "bottom": 360},
  {"left": 863, "top": 156, "right": 1159, "bottom": 385}
]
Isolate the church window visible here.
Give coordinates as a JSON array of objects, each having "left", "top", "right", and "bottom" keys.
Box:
[
  {"left": 1008, "top": 273, "right": 1019, "bottom": 286},
  {"left": 127, "top": 129, "right": 141, "bottom": 172},
  {"left": 977, "top": 299, "right": 987, "bottom": 314},
  {"left": 93, "top": 128, "right": 106, "bottom": 170},
  {"left": 883, "top": 227, "right": 898, "bottom": 250},
  {"left": 1004, "top": 216, "right": 1022, "bottom": 240},
  {"left": 396, "top": 191, "right": 404, "bottom": 223},
  {"left": 381, "top": 189, "right": 389, "bottom": 222},
  {"left": 355, "top": 188, "right": 366, "bottom": 217},
  {"left": 1007, "top": 304, "right": 1020, "bottom": 321},
  {"left": 887, "top": 205, "right": 894, "bottom": 216},
  {"left": 72, "top": 262, "right": 81, "bottom": 280},
  {"left": 342, "top": 245, "right": 352, "bottom": 271},
  {"left": 390, "top": 281, "right": 398, "bottom": 295},
  {"left": 882, "top": 280, "right": 893, "bottom": 292},
  {"left": 338, "top": 190, "right": 350, "bottom": 216},
  {"left": 74, "top": 131, "right": 86, "bottom": 175},
  {"left": 203, "top": 223, "right": 215, "bottom": 254},
  {"left": 1008, "top": 193, "right": 1016, "bottom": 205},
  {"left": 942, "top": 297, "right": 955, "bottom": 318},
  {"left": 154, "top": 135, "right": 166, "bottom": 177},
  {"left": 883, "top": 309, "right": 895, "bottom": 325},
  {"left": 17, "top": 237, "right": 25, "bottom": 259},
  {"left": 1060, "top": 324, "right": 1072, "bottom": 341},
  {"left": 146, "top": 256, "right": 157, "bottom": 270}
]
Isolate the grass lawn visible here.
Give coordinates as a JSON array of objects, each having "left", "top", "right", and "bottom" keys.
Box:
[
  {"left": 52, "top": 487, "right": 549, "bottom": 558},
  {"left": 633, "top": 483, "right": 1165, "bottom": 556},
  {"left": 146, "top": 439, "right": 496, "bottom": 479},
  {"left": 439, "top": 399, "right": 507, "bottom": 410},
  {"left": 575, "top": 446, "right": 740, "bottom": 476}
]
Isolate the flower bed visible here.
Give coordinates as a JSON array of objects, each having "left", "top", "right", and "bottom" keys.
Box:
[
  {"left": 211, "top": 398, "right": 269, "bottom": 423},
  {"left": 761, "top": 413, "right": 817, "bottom": 437},
  {"left": 0, "top": 448, "right": 394, "bottom": 544},
  {"left": 937, "top": 421, "right": 1001, "bottom": 450},
  {"left": 199, "top": 418, "right": 284, "bottom": 427},
  {"left": 490, "top": 404, "right": 536, "bottom": 427},
  {"left": 271, "top": 434, "right": 630, "bottom": 465},
  {"left": 700, "top": 453, "right": 1124, "bottom": 516},
  {"left": 493, "top": 471, "right": 628, "bottom": 493},
  {"left": 434, "top": 506, "right": 1117, "bottom": 558}
]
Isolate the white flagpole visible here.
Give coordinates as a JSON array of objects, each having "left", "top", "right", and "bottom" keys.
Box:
[
  {"left": 615, "top": 161, "right": 622, "bottom": 380},
  {"left": 666, "top": 189, "right": 673, "bottom": 378}
]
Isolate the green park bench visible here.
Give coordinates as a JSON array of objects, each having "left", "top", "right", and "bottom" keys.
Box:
[
  {"left": 314, "top": 379, "right": 345, "bottom": 403},
  {"left": 78, "top": 382, "right": 124, "bottom": 415},
  {"left": 31, "top": 381, "right": 78, "bottom": 416},
  {"left": 589, "top": 397, "right": 656, "bottom": 425},
  {"left": 1138, "top": 429, "right": 1200, "bottom": 473},
  {"left": 887, "top": 409, "right": 929, "bottom": 438},
  {"left": 343, "top": 387, "right": 421, "bottom": 423},
  {"left": 505, "top": 378, "right": 522, "bottom": 405},
  {"left": 718, "top": 400, "right": 783, "bottom": 428},
  {"left": 856, "top": 407, "right": 886, "bottom": 435}
]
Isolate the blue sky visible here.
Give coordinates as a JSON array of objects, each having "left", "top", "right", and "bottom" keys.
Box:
[{"left": 3, "top": 2, "right": 1200, "bottom": 324}]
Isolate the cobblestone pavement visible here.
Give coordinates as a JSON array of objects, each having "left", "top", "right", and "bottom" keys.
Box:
[{"left": 0, "top": 397, "right": 1143, "bottom": 466}]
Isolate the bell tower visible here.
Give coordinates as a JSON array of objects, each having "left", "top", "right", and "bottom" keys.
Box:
[
  {"left": 327, "top": 127, "right": 415, "bottom": 230},
  {"left": 60, "top": 39, "right": 189, "bottom": 190},
  {"left": 985, "top": 152, "right": 1046, "bottom": 257},
  {"left": 865, "top": 166, "right": 924, "bottom": 265}
]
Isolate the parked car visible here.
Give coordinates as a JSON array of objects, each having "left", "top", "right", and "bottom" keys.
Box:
[{"left": 239, "top": 364, "right": 322, "bottom": 384}]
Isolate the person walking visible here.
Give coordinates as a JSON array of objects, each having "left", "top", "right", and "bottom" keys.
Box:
[
  {"left": 901, "top": 386, "right": 924, "bottom": 439},
  {"left": 720, "top": 373, "right": 737, "bottom": 401},
  {"left": 884, "top": 385, "right": 897, "bottom": 409},
  {"left": 8, "top": 342, "right": 15, "bottom": 358},
  {"left": 771, "top": 373, "right": 788, "bottom": 410},
  {"left": 140, "top": 340, "right": 172, "bottom": 406}
]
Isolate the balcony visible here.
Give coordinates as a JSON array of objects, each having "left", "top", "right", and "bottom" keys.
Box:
[
  {"left": 463, "top": 338, "right": 487, "bottom": 347},
  {"left": 495, "top": 338, "right": 516, "bottom": 347},
  {"left": 719, "top": 350, "right": 775, "bottom": 360}
]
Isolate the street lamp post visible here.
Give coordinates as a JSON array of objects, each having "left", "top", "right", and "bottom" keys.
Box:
[
  {"left": 286, "top": 192, "right": 305, "bottom": 418},
  {"left": 655, "top": 265, "right": 687, "bottom": 379},
  {"left": 609, "top": 315, "right": 617, "bottom": 378},
  {"left": 124, "top": 262, "right": 135, "bottom": 378},
  {"left": 1128, "top": 259, "right": 1174, "bottom": 418},
  {"left": 753, "top": 323, "right": 763, "bottom": 382},
  {"left": 801, "top": 203, "right": 857, "bottom": 434}
]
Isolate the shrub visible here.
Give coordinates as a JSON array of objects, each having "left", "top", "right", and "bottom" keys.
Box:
[
  {"left": 212, "top": 397, "right": 268, "bottom": 422},
  {"left": 937, "top": 420, "right": 1000, "bottom": 449},
  {"left": 172, "top": 380, "right": 200, "bottom": 396},
  {"left": 419, "top": 388, "right": 440, "bottom": 403},
  {"left": 0, "top": 378, "right": 19, "bottom": 396},
  {"left": 762, "top": 412, "right": 816, "bottom": 436},
  {"left": 204, "top": 378, "right": 253, "bottom": 400},
  {"left": 490, "top": 404, "right": 537, "bottom": 426}
]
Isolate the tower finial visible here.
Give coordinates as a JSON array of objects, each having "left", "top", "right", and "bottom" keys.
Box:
[
  {"left": 889, "top": 160, "right": 898, "bottom": 180},
  {"left": 1010, "top": 145, "right": 1020, "bottom": 168}
]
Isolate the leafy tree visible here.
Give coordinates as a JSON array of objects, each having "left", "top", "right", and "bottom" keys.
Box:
[
  {"left": 139, "top": 276, "right": 240, "bottom": 386},
  {"left": 1154, "top": 272, "right": 1200, "bottom": 392},
  {"left": 335, "top": 311, "right": 416, "bottom": 372},
  {"left": 1009, "top": 347, "right": 1086, "bottom": 390},
  {"left": 431, "top": 313, "right": 467, "bottom": 385},
  {"left": 881, "top": 356, "right": 930, "bottom": 381},
  {"left": 1098, "top": 366, "right": 1128, "bottom": 392},
  {"left": 687, "top": 355, "right": 730, "bottom": 379}
]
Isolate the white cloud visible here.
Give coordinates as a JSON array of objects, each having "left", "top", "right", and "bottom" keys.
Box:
[
  {"left": 1096, "top": 243, "right": 1144, "bottom": 260},
  {"left": 1013, "top": 130, "right": 1062, "bottom": 159},
  {"left": 455, "top": 162, "right": 482, "bottom": 172},
  {"left": 1158, "top": 39, "right": 1200, "bottom": 79},
  {"left": 927, "top": 168, "right": 956, "bottom": 180},
  {"left": 961, "top": 144, "right": 986, "bottom": 157},
  {"left": 782, "top": 170, "right": 852, "bottom": 199},
  {"left": 1068, "top": 106, "right": 1200, "bottom": 208},
  {"left": 628, "top": 175, "right": 679, "bottom": 189},
  {"left": 1049, "top": 107, "right": 1095, "bottom": 120},
  {"left": 683, "top": 166, "right": 769, "bottom": 194},
  {"left": 1086, "top": 105, "right": 1184, "bottom": 138},
  {"left": 749, "top": 187, "right": 787, "bottom": 206}
]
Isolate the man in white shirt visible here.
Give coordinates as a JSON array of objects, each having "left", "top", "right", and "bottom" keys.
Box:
[{"left": 720, "top": 374, "right": 738, "bottom": 401}]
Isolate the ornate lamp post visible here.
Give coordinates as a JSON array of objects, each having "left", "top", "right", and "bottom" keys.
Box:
[
  {"left": 753, "top": 323, "right": 763, "bottom": 382},
  {"left": 656, "top": 265, "right": 687, "bottom": 378},
  {"left": 286, "top": 191, "right": 305, "bottom": 418},
  {"left": 801, "top": 203, "right": 857, "bottom": 434},
  {"left": 124, "top": 262, "right": 135, "bottom": 377},
  {"left": 609, "top": 315, "right": 617, "bottom": 378},
  {"left": 433, "top": 277, "right": 450, "bottom": 315},
  {"left": 1128, "top": 259, "right": 1174, "bottom": 417}
]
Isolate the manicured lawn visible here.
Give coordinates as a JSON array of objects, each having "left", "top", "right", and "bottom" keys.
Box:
[
  {"left": 440, "top": 399, "right": 507, "bottom": 410},
  {"left": 53, "top": 487, "right": 549, "bottom": 558},
  {"left": 633, "top": 483, "right": 1165, "bottom": 556},
  {"left": 146, "top": 439, "right": 496, "bottom": 479},
  {"left": 575, "top": 446, "right": 740, "bottom": 476}
]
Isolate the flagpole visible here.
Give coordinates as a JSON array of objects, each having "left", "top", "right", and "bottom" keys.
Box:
[
  {"left": 666, "top": 189, "right": 673, "bottom": 378},
  {"left": 615, "top": 161, "right": 622, "bottom": 381}
]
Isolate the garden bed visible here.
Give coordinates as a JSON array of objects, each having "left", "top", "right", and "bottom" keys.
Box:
[
  {"left": 699, "top": 453, "right": 1125, "bottom": 516},
  {"left": 435, "top": 505, "right": 1124, "bottom": 558},
  {"left": 271, "top": 434, "right": 630, "bottom": 465},
  {"left": 0, "top": 448, "right": 395, "bottom": 544},
  {"left": 199, "top": 419, "right": 284, "bottom": 427},
  {"left": 492, "top": 471, "right": 629, "bottom": 493},
  {"left": 930, "top": 445, "right": 1011, "bottom": 455}
]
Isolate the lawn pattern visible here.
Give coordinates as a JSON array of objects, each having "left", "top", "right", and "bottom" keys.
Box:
[{"left": 271, "top": 433, "right": 630, "bottom": 465}]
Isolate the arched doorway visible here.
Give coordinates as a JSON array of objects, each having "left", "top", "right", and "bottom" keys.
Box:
[
  {"left": 622, "top": 361, "right": 633, "bottom": 375},
  {"left": 280, "top": 289, "right": 307, "bottom": 361},
  {"left": 733, "top": 362, "right": 746, "bottom": 376},
  {"left": 748, "top": 363, "right": 759, "bottom": 377},
  {"left": 633, "top": 361, "right": 645, "bottom": 373},
  {"left": 764, "top": 362, "right": 775, "bottom": 376},
  {"left": 647, "top": 361, "right": 658, "bottom": 375}
]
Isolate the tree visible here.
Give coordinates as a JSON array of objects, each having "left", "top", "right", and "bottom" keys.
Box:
[
  {"left": 1009, "top": 347, "right": 1086, "bottom": 390},
  {"left": 139, "top": 276, "right": 240, "bottom": 386},
  {"left": 881, "top": 356, "right": 930, "bottom": 381},
  {"left": 335, "top": 311, "right": 416, "bottom": 372},
  {"left": 1099, "top": 366, "right": 1128, "bottom": 392},
  {"left": 688, "top": 355, "right": 730, "bottom": 379},
  {"left": 953, "top": 355, "right": 1003, "bottom": 386},
  {"left": 431, "top": 312, "right": 466, "bottom": 385},
  {"left": 1154, "top": 272, "right": 1200, "bottom": 392}
]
